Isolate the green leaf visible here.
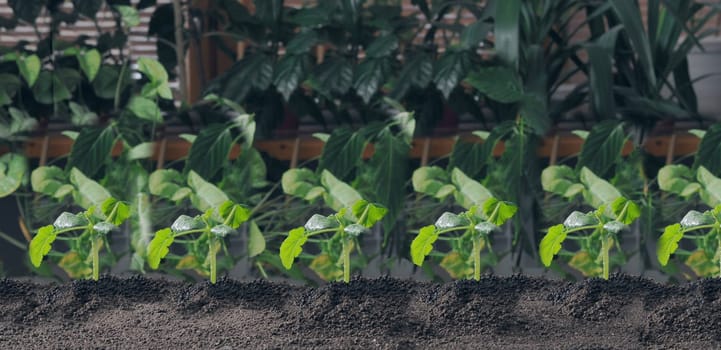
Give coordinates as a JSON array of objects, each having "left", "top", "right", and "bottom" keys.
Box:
[
  {"left": 679, "top": 210, "right": 714, "bottom": 229},
  {"left": 127, "top": 96, "right": 162, "bottom": 122},
  {"left": 434, "top": 212, "right": 470, "bottom": 230},
  {"left": 412, "top": 166, "right": 454, "bottom": 199},
  {"left": 465, "top": 66, "right": 524, "bottom": 103},
  {"left": 579, "top": 167, "right": 622, "bottom": 209},
  {"left": 248, "top": 220, "right": 266, "bottom": 258},
  {"left": 218, "top": 54, "right": 273, "bottom": 102},
  {"left": 101, "top": 198, "right": 130, "bottom": 226},
  {"left": 148, "top": 169, "right": 191, "bottom": 201},
  {"left": 540, "top": 224, "right": 567, "bottom": 267},
  {"left": 609, "top": 0, "right": 656, "bottom": 88},
  {"left": 93, "top": 222, "right": 116, "bottom": 235},
  {"left": 603, "top": 220, "right": 625, "bottom": 234},
  {"left": 53, "top": 212, "right": 89, "bottom": 230},
  {"left": 114, "top": 5, "right": 140, "bottom": 27},
  {"left": 389, "top": 53, "right": 432, "bottom": 99},
  {"left": 318, "top": 127, "right": 367, "bottom": 180},
  {"left": 410, "top": 225, "right": 438, "bottom": 266},
  {"left": 433, "top": 51, "right": 470, "bottom": 99},
  {"left": 577, "top": 121, "right": 626, "bottom": 177},
  {"left": 611, "top": 197, "right": 641, "bottom": 225},
  {"left": 78, "top": 49, "right": 101, "bottom": 82},
  {"left": 494, "top": 0, "right": 520, "bottom": 66},
  {"left": 218, "top": 200, "right": 251, "bottom": 229},
  {"left": 658, "top": 165, "right": 700, "bottom": 198},
  {"left": 93, "top": 64, "right": 131, "bottom": 99},
  {"left": 185, "top": 124, "right": 232, "bottom": 180},
  {"left": 365, "top": 35, "right": 398, "bottom": 58},
  {"left": 693, "top": 124, "right": 721, "bottom": 175},
  {"left": 0, "top": 153, "right": 26, "bottom": 197},
  {"left": 69, "top": 168, "right": 111, "bottom": 210},
  {"left": 310, "top": 57, "right": 353, "bottom": 97},
  {"left": 320, "top": 170, "right": 362, "bottom": 211},
  {"left": 304, "top": 214, "right": 338, "bottom": 231},
  {"left": 460, "top": 20, "right": 492, "bottom": 49},
  {"left": 127, "top": 142, "right": 154, "bottom": 160},
  {"left": 657, "top": 223, "right": 683, "bottom": 266},
  {"left": 187, "top": 170, "right": 229, "bottom": 212},
  {"left": 285, "top": 31, "right": 318, "bottom": 54},
  {"left": 482, "top": 198, "right": 518, "bottom": 226},
  {"left": 147, "top": 228, "right": 174, "bottom": 269},
  {"left": 351, "top": 199, "right": 388, "bottom": 228},
  {"left": 354, "top": 58, "right": 390, "bottom": 103},
  {"left": 562, "top": 211, "right": 599, "bottom": 229},
  {"left": 365, "top": 130, "right": 408, "bottom": 232},
  {"left": 585, "top": 25, "right": 621, "bottom": 120},
  {"left": 450, "top": 168, "right": 493, "bottom": 209},
  {"left": 67, "top": 126, "right": 116, "bottom": 178},
  {"left": 541, "top": 165, "right": 584, "bottom": 198},
  {"left": 343, "top": 224, "right": 367, "bottom": 237},
  {"left": 474, "top": 222, "right": 498, "bottom": 235},
  {"left": 210, "top": 224, "right": 235, "bottom": 237},
  {"left": 29, "top": 225, "right": 56, "bottom": 268},
  {"left": 31, "top": 166, "right": 72, "bottom": 199},
  {"left": 137, "top": 57, "right": 168, "bottom": 83},
  {"left": 273, "top": 55, "right": 306, "bottom": 101},
  {"left": 697, "top": 166, "right": 721, "bottom": 207},
  {"left": 32, "top": 70, "right": 76, "bottom": 104},
  {"left": 9, "top": 0, "right": 43, "bottom": 22},
  {"left": 280, "top": 227, "right": 307, "bottom": 269},
  {"left": 281, "top": 168, "right": 324, "bottom": 201},
  {"left": 170, "top": 215, "right": 204, "bottom": 233},
  {"left": 17, "top": 54, "right": 40, "bottom": 87}
]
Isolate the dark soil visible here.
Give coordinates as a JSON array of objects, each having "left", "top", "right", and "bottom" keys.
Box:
[{"left": 1, "top": 274, "right": 719, "bottom": 349}]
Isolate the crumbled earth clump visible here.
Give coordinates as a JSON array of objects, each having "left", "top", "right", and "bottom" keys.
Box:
[{"left": 0, "top": 274, "right": 719, "bottom": 349}]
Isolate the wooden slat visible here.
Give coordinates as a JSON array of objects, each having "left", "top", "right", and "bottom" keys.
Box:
[{"left": 9, "top": 132, "right": 702, "bottom": 162}]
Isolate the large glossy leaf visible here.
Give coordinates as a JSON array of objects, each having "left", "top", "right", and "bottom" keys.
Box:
[
  {"left": 465, "top": 66, "right": 524, "bottom": 103},
  {"left": 365, "top": 130, "right": 409, "bottom": 232},
  {"left": 494, "top": 0, "right": 521, "bottom": 67},
  {"left": 366, "top": 35, "right": 398, "bottom": 58},
  {"left": 579, "top": 167, "right": 622, "bottom": 209},
  {"left": 69, "top": 168, "right": 111, "bottom": 210},
  {"left": 450, "top": 168, "right": 493, "bottom": 209},
  {"left": 185, "top": 124, "right": 232, "bottom": 180},
  {"left": 147, "top": 228, "right": 174, "bottom": 269},
  {"left": 67, "top": 126, "right": 116, "bottom": 178},
  {"left": 29, "top": 225, "right": 56, "bottom": 267},
  {"left": 576, "top": 121, "right": 626, "bottom": 177},
  {"left": 412, "top": 166, "right": 454, "bottom": 199},
  {"left": 310, "top": 57, "right": 353, "bottom": 97},
  {"left": 127, "top": 96, "right": 162, "bottom": 122},
  {"left": 0, "top": 153, "right": 26, "bottom": 197},
  {"left": 281, "top": 168, "right": 324, "bottom": 202},
  {"left": 318, "top": 127, "right": 366, "bottom": 182},
  {"left": 219, "top": 54, "right": 274, "bottom": 102},
  {"left": 32, "top": 70, "right": 77, "bottom": 104},
  {"left": 78, "top": 49, "right": 101, "bottom": 82},
  {"left": 541, "top": 165, "right": 583, "bottom": 198},
  {"left": 354, "top": 58, "right": 390, "bottom": 103},
  {"left": 410, "top": 225, "right": 438, "bottom": 266},
  {"left": 389, "top": 53, "right": 433, "bottom": 99},
  {"left": 540, "top": 224, "right": 566, "bottom": 267},
  {"left": 693, "top": 124, "right": 721, "bottom": 175},
  {"left": 137, "top": 57, "right": 168, "bottom": 83},
  {"left": 280, "top": 227, "right": 307, "bottom": 269},
  {"left": 16, "top": 54, "right": 40, "bottom": 87},
  {"left": 679, "top": 210, "right": 714, "bottom": 229},
  {"left": 148, "top": 169, "right": 191, "bottom": 201},
  {"left": 433, "top": 51, "right": 470, "bottom": 98},
  {"left": 320, "top": 170, "right": 362, "bottom": 211},
  {"left": 93, "top": 64, "right": 131, "bottom": 99},
  {"left": 657, "top": 223, "right": 683, "bottom": 266},
  {"left": 273, "top": 55, "right": 307, "bottom": 101},
  {"left": 587, "top": 44, "right": 615, "bottom": 119},
  {"left": 187, "top": 171, "right": 229, "bottom": 212}
]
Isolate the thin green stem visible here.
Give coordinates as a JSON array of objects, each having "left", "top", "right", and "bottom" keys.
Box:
[
  {"left": 306, "top": 228, "right": 339, "bottom": 237},
  {"left": 256, "top": 262, "right": 268, "bottom": 279},
  {"left": 209, "top": 238, "right": 219, "bottom": 284},
  {"left": 342, "top": 238, "right": 351, "bottom": 283},
  {"left": 91, "top": 237, "right": 101, "bottom": 281},
  {"left": 472, "top": 235, "right": 482, "bottom": 281},
  {"left": 601, "top": 234, "right": 610, "bottom": 280}
]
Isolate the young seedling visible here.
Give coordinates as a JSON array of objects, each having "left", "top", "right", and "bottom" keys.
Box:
[
  {"left": 410, "top": 198, "right": 517, "bottom": 281},
  {"left": 539, "top": 197, "right": 640, "bottom": 279},
  {"left": 29, "top": 198, "right": 130, "bottom": 281},
  {"left": 147, "top": 200, "right": 250, "bottom": 283},
  {"left": 280, "top": 199, "right": 387, "bottom": 283},
  {"left": 657, "top": 205, "right": 721, "bottom": 277}
]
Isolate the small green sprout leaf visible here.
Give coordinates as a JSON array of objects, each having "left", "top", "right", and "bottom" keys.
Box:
[
  {"left": 218, "top": 200, "right": 251, "bottom": 229},
  {"left": 680, "top": 210, "right": 714, "bottom": 229},
  {"left": 304, "top": 214, "right": 338, "bottom": 231},
  {"left": 170, "top": 215, "right": 204, "bottom": 233},
  {"left": 147, "top": 228, "right": 174, "bottom": 269},
  {"left": 280, "top": 227, "right": 308, "bottom": 269},
  {"left": 248, "top": 220, "right": 266, "bottom": 258},
  {"left": 29, "top": 225, "right": 56, "bottom": 267},
  {"left": 474, "top": 222, "right": 498, "bottom": 235},
  {"left": 435, "top": 212, "right": 469, "bottom": 229},
  {"left": 101, "top": 198, "right": 130, "bottom": 226},
  {"left": 410, "top": 225, "right": 438, "bottom": 266},
  {"left": 611, "top": 197, "right": 640, "bottom": 225},
  {"left": 563, "top": 211, "right": 598, "bottom": 229},
  {"left": 352, "top": 199, "right": 388, "bottom": 228},
  {"left": 540, "top": 224, "right": 567, "bottom": 267},
  {"left": 210, "top": 224, "right": 236, "bottom": 237},
  {"left": 482, "top": 198, "right": 518, "bottom": 226},
  {"left": 657, "top": 224, "right": 684, "bottom": 266},
  {"left": 53, "top": 212, "right": 88, "bottom": 230},
  {"left": 343, "top": 224, "right": 367, "bottom": 237}
]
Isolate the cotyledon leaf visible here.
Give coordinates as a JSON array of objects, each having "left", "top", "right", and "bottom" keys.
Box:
[
  {"left": 29, "top": 225, "right": 56, "bottom": 267},
  {"left": 147, "top": 228, "right": 174, "bottom": 269},
  {"left": 657, "top": 223, "right": 684, "bottom": 266},
  {"left": 410, "top": 225, "right": 438, "bottom": 266},
  {"left": 540, "top": 224, "right": 567, "bottom": 267},
  {"left": 280, "top": 227, "right": 307, "bottom": 269}
]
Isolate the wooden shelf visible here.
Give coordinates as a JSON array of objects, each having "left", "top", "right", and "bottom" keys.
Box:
[{"left": 11, "top": 132, "right": 700, "bottom": 162}]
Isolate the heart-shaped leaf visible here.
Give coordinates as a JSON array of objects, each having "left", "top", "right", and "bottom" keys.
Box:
[
  {"left": 29, "top": 225, "right": 56, "bottom": 267},
  {"left": 280, "top": 227, "right": 307, "bottom": 269},
  {"left": 540, "top": 224, "right": 567, "bottom": 267},
  {"left": 410, "top": 225, "right": 438, "bottom": 266},
  {"left": 657, "top": 223, "right": 683, "bottom": 266},
  {"left": 147, "top": 228, "right": 174, "bottom": 269}
]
